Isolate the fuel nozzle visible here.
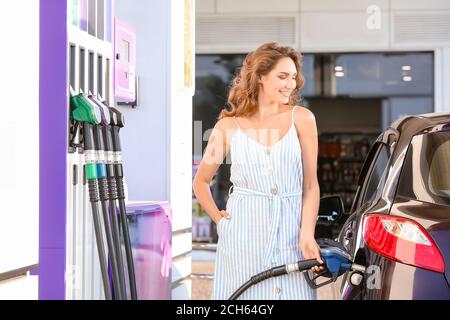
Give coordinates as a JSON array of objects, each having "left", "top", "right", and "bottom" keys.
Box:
[
  {"left": 89, "top": 95, "right": 111, "bottom": 126},
  {"left": 304, "top": 239, "right": 365, "bottom": 289},
  {"left": 109, "top": 107, "right": 125, "bottom": 128},
  {"left": 70, "top": 93, "right": 102, "bottom": 125}
]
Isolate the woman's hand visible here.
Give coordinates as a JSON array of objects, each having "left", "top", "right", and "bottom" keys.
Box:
[
  {"left": 214, "top": 210, "right": 230, "bottom": 224},
  {"left": 300, "top": 235, "right": 325, "bottom": 273}
]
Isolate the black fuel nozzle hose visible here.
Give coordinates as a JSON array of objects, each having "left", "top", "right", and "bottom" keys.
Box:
[
  {"left": 115, "top": 163, "right": 138, "bottom": 300},
  {"left": 88, "top": 184, "right": 113, "bottom": 300},
  {"left": 229, "top": 259, "right": 321, "bottom": 300},
  {"left": 108, "top": 109, "right": 138, "bottom": 300},
  {"left": 102, "top": 124, "right": 127, "bottom": 300},
  {"left": 107, "top": 172, "right": 128, "bottom": 298},
  {"left": 83, "top": 122, "right": 112, "bottom": 300}
]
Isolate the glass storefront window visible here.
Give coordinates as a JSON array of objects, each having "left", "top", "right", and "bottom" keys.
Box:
[
  {"left": 332, "top": 53, "right": 433, "bottom": 97},
  {"left": 300, "top": 54, "right": 318, "bottom": 97}
]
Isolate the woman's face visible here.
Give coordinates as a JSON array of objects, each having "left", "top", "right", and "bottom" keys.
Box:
[{"left": 258, "top": 57, "right": 297, "bottom": 105}]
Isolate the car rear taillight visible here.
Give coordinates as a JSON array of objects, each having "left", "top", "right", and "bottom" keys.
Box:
[{"left": 363, "top": 214, "right": 445, "bottom": 273}]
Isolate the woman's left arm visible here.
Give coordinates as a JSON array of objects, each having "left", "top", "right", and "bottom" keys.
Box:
[{"left": 294, "top": 107, "right": 324, "bottom": 272}]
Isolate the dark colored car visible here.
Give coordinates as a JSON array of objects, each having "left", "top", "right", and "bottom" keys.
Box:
[{"left": 318, "top": 112, "right": 450, "bottom": 300}]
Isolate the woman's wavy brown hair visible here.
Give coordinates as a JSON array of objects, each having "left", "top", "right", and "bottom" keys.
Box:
[{"left": 219, "top": 42, "right": 305, "bottom": 119}]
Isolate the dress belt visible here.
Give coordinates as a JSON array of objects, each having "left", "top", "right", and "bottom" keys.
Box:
[{"left": 228, "top": 185, "right": 301, "bottom": 268}]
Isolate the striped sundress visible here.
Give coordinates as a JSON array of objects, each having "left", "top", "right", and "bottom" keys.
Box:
[{"left": 212, "top": 106, "right": 317, "bottom": 300}]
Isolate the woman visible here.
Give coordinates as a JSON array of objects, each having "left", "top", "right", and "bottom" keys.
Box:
[{"left": 193, "top": 42, "right": 323, "bottom": 300}]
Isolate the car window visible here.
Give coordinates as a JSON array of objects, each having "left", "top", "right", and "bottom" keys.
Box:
[
  {"left": 360, "top": 145, "right": 390, "bottom": 207},
  {"left": 397, "top": 130, "right": 450, "bottom": 206},
  {"left": 350, "top": 140, "right": 382, "bottom": 213}
]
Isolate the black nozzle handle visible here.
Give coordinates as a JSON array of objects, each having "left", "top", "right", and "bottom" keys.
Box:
[
  {"left": 296, "top": 259, "right": 323, "bottom": 272},
  {"left": 83, "top": 123, "right": 95, "bottom": 151},
  {"left": 109, "top": 107, "right": 125, "bottom": 128},
  {"left": 250, "top": 265, "right": 287, "bottom": 284},
  {"left": 112, "top": 126, "right": 122, "bottom": 153},
  {"left": 93, "top": 125, "right": 106, "bottom": 152},
  {"left": 103, "top": 125, "right": 114, "bottom": 152}
]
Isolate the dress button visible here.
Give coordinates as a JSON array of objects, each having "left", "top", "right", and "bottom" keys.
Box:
[
  {"left": 276, "top": 248, "right": 281, "bottom": 255},
  {"left": 266, "top": 147, "right": 271, "bottom": 155},
  {"left": 271, "top": 187, "right": 278, "bottom": 195},
  {"left": 267, "top": 169, "right": 273, "bottom": 176},
  {"left": 275, "top": 287, "right": 281, "bottom": 295}
]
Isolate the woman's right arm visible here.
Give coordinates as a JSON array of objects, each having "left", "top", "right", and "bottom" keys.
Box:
[{"left": 193, "top": 118, "right": 231, "bottom": 224}]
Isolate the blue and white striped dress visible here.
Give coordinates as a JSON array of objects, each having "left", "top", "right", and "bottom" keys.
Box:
[{"left": 212, "top": 106, "right": 316, "bottom": 300}]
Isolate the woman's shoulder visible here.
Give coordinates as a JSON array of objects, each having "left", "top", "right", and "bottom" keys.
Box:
[
  {"left": 293, "top": 106, "right": 317, "bottom": 136},
  {"left": 214, "top": 117, "right": 240, "bottom": 141},
  {"left": 215, "top": 116, "right": 237, "bottom": 130},
  {"left": 293, "top": 105, "right": 316, "bottom": 124}
]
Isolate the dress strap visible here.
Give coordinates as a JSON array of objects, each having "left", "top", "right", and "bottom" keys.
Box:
[{"left": 233, "top": 116, "right": 241, "bottom": 131}]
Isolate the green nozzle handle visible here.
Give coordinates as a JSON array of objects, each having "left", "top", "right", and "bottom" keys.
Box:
[{"left": 70, "top": 94, "right": 101, "bottom": 125}]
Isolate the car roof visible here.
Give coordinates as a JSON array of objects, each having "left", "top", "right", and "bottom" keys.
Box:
[
  {"left": 389, "top": 111, "right": 450, "bottom": 136},
  {"left": 367, "top": 112, "right": 450, "bottom": 212}
]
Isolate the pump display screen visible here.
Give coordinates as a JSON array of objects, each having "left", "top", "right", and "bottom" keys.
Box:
[{"left": 122, "top": 40, "right": 130, "bottom": 62}]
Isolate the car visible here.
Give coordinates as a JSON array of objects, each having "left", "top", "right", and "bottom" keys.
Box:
[{"left": 317, "top": 112, "right": 450, "bottom": 300}]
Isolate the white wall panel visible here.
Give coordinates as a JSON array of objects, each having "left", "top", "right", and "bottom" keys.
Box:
[
  {"left": 172, "top": 279, "right": 191, "bottom": 300},
  {"left": 217, "top": 0, "right": 299, "bottom": 13},
  {"left": 170, "top": 90, "right": 194, "bottom": 232},
  {"left": 170, "top": 0, "right": 195, "bottom": 235},
  {"left": 390, "top": 11, "right": 450, "bottom": 49},
  {"left": 300, "top": 12, "right": 389, "bottom": 51},
  {"left": 0, "top": 0, "right": 39, "bottom": 277},
  {"left": 197, "top": 14, "right": 298, "bottom": 53},
  {"left": 172, "top": 255, "right": 192, "bottom": 283},
  {"left": 197, "top": 0, "right": 215, "bottom": 13},
  {"left": 435, "top": 48, "right": 450, "bottom": 113},
  {"left": 391, "top": 0, "right": 450, "bottom": 11},
  {"left": 172, "top": 232, "right": 193, "bottom": 258},
  {"left": 300, "top": 0, "right": 389, "bottom": 12}
]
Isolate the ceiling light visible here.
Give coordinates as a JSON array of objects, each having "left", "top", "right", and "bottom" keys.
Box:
[{"left": 402, "top": 76, "right": 412, "bottom": 82}]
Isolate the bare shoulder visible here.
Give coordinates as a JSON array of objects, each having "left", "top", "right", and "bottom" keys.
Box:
[
  {"left": 214, "top": 116, "right": 237, "bottom": 132},
  {"left": 294, "top": 106, "right": 316, "bottom": 131},
  {"left": 211, "top": 116, "right": 239, "bottom": 145},
  {"left": 294, "top": 106, "right": 316, "bottom": 124}
]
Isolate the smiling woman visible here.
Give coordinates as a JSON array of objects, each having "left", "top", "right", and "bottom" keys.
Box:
[{"left": 193, "top": 42, "right": 323, "bottom": 300}]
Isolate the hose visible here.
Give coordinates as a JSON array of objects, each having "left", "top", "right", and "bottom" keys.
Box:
[
  {"left": 116, "top": 168, "right": 138, "bottom": 300},
  {"left": 87, "top": 177, "right": 112, "bottom": 300},
  {"left": 106, "top": 163, "right": 127, "bottom": 299},
  {"left": 229, "top": 259, "right": 321, "bottom": 300},
  {"left": 98, "top": 176, "right": 123, "bottom": 300}
]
